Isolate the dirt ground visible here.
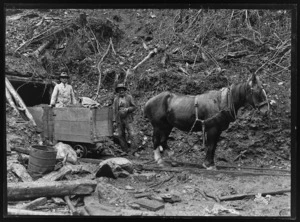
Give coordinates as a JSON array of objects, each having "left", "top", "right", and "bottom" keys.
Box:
[
  {"left": 6, "top": 151, "right": 291, "bottom": 217},
  {"left": 5, "top": 8, "right": 292, "bottom": 217}
]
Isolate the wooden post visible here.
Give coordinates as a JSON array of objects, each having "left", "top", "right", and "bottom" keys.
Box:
[
  {"left": 5, "top": 87, "right": 19, "bottom": 114},
  {"left": 20, "top": 197, "right": 48, "bottom": 210},
  {"left": 5, "top": 77, "right": 37, "bottom": 126}
]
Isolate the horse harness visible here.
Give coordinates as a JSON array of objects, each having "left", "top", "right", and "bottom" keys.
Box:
[
  {"left": 249, "top": 86, "right": 269, "bottom": 109},
  {"left": 189, "top": 85, "right": 236, "bottom": 148}
]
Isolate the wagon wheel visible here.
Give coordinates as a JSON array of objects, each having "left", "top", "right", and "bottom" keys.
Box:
[{"left": 73, "top": 144, "right": 87, "bottom": 158}]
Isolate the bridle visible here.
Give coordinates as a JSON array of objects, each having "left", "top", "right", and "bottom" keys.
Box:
[{"left": 249, "top": 86, "right": 269, "bottom": 110}]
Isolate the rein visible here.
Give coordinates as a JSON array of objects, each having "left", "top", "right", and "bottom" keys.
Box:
[{"left": 189, "top": 96, "right": 205, "bottom": 148}]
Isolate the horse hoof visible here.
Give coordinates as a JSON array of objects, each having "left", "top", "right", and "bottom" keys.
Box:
[
  {"left": 171, "top": 161, "right": 179, "bottom": 167},
  {"left": 206, "top": 166, "right": 217, "bottom": 170},
  {"left": 202, "top": 163, "right": 217, "bottom": 170},
  {"left": 157, "top": 159, "right": 165, "bottom": 167}
]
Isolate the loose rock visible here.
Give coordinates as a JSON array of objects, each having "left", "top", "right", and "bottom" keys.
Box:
[{"left": 95, "top": 157, "right": 133, "bottom": 179}]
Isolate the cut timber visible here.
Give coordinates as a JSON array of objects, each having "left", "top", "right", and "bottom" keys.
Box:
[
  {"left": 79, "top": 158, "right": 103, "bottom": 164},
  {"left": 134, "top": 198, "right": 164, "bottom": 211},
  {"left": 37, "top": 164, "right": 96, "bottom": 182},
  {"left": 219, "top": 189, "right": 291, "bottom": 201},
  {"left": 20, "top": 197, "right": 47, "bottom": 210},
  {"left": 84, "top": 203, "right": 119, "bottom": 216},
  {"left": 8, "top": 207, "right": 67, "bottom": 215},
  {"left": 7, "top": 179, "right": 97, "bottom": 201},
  {"left": 64, "top": 196, "right": 80, "bottom": 215},
  {"left": 37, "top": 165, "right": 72, "bottom": 182},
  {"left": 10, "top": 163, "right": 33, "bottom": 182},
  {"left": 134, "top": 192, "right": 152, "bottom": 199},
  {"left": 11, "top": 146, "right": 30, "bottom": 155},
  {"left": 6, "top": 87, "right": 19, "bottom": 114},
  {"left": 5, "top": 77, "right": 37, "bottom": 126}
]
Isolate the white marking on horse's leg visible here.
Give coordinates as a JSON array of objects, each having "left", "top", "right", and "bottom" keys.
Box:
[
  {"left": 154, "top": 146, "right": 162, "bottom": 162},
  {"left": 159, "top": 146, "right": 163, "bottom": 152},
  {"left": 262, "top": 89, "right": 270, "bottom": 111},
  {"left": 202, "top": 163, "right": 217, "bottom": 170},
  {"left": 154, "top": 146, "right": 164, "bottom": 165}
]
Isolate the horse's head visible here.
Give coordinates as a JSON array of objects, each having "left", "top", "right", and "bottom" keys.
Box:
[{"left": 246, "top": 73, "right": 269, "bottom": 115}]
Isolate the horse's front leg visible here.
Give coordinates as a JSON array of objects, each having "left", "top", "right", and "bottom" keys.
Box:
[
  {"left": 202, "top": 127, "right": 221, "bottom": 170},
  {"left": 152, "top": 127, "right": 164, "bottom": 166},
  {"left": 153, "top": 127, "right": 172, "bottom": 166}
]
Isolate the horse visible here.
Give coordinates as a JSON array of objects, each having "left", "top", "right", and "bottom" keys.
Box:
[{"left": 143, "top": 73, "right": 269, "bottom": 169}]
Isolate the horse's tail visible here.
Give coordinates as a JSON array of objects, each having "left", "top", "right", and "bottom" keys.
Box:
[{"left": 144, "top": 91, "right": 172, "bottom": 121}]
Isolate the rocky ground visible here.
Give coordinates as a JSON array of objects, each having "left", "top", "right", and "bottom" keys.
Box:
[{"left": 5, "top": 8, "right": 292, "bottom": 217}]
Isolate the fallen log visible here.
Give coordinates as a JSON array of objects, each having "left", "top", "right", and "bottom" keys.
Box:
[
  {"left": 219, "top": 189, "right": 291, "bottom": 201},
  {"left": 33, "top": 39, "right": 53, "bottom": 58},
  {"left": 7, "top": 179, "right": 97, "bottom": 201},
  {"left": 20, "top": 197, "right": 47, "bottom": 210},
  {"left": 8, "top": 207, "right": 67, "bottom": 215}
]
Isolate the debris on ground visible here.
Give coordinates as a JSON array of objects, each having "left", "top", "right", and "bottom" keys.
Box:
[
  {"left": 205, "top": 203, "right": 240, "bottom": 216},
  {"left": 54, "top": 142, "right": 78, "bottom": 164}
]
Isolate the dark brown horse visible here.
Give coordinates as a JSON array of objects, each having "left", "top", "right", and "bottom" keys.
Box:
[{"left": 144, "top": 73, "right": 269, "bottom": 169}]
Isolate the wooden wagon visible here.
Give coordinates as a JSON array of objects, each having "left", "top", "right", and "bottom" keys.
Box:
[{"left": 28, "top": 106, "right": 113, "bottom": 158}]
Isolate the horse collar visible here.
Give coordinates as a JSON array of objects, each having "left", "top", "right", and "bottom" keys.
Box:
[{"left": 227, "top": 84, "right": 236, "bottom": 120}]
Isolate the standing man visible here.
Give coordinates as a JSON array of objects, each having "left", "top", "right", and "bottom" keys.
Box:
[
  {"left": 50, "top": 72, "right": 77, "bottom": 108},
  {"left": 112, "top": 83, "right": 139, "bottom": 156}
]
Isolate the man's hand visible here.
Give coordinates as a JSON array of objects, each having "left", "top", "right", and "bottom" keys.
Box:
[{"left": 49, "top": 104, "right": 54, "bottom": 108}]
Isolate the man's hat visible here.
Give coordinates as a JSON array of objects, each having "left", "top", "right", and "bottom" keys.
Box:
[
  {"left": 115, "top": 83, "right": 127, "bottom": 92},
  {"left": 59, "top": 72, "right": 69, "bottom": 78}
]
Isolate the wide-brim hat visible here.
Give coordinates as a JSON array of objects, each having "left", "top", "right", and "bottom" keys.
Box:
[
  {"left": 115, "top": 83, "right": 127, "bottom": 92},
  {"left": 59, "top": 72, "right": 70, "bottom": 78}
]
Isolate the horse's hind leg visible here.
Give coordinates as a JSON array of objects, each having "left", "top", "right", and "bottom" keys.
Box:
[{"left": 203, "top": 127, "right": 221, "bottom": 170}]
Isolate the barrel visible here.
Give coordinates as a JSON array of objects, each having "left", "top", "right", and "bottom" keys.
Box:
[{"left": 28, "top": 145, "right": 57, "bottom": 179}]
